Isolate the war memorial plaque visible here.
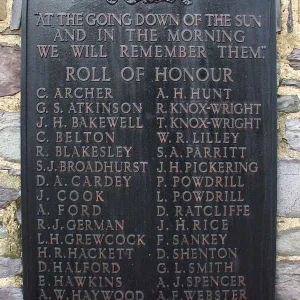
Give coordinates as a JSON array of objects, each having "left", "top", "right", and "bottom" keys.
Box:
[{"left": 22, "top": 0, "right": 277, "bottom": 299}]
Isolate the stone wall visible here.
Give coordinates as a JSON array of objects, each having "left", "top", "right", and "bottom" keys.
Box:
[
  {"left": 0, "top": 0, "right": 298, "bottom": 299},
  {"left": 277, "top": 0, "right": 300, "bottom": 299}
]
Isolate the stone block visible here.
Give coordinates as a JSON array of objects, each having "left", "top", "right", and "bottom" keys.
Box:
[
  {"left": 0, "top": 111, "right": 20, "bottom": 162},
  {"left": 0, "top": 46, "right": 20, "bottom": 97},
  {"left": 0, "top": 225, "right": 8, "bottom": 239},
  {"left": 0, "top": 187, "right": 19, "bottom": 209},
  {"left": 0, "top": 287, "right": 22, "bottom": 300},
  {"left": 10, "top": 0, "right": 22, "bottom": 30},
  {"left": 287, "top": 49, "right": 300, "bottom": 70},
  {"left": 278, "top": 160, "right": 300, "bottom": 217},
  {"left": 0, "top": 166, "right": 21, "bottom": 176},
  {"left": 281, "top": 78, "right": 300, "bottom": 88},
  {"left": 277, "top": 227, "right": 300, "bottom": 256},
  {"left": 286, "top": 119, "right": 300, "bottom": 151},
  {"left": 278, "top": 95, "right": 300, "bottom": 112},
  {"left": 287, "top": 0, "right": 293, "bottom": 33},
  {"left": 0, "top": 257, "right": 22, "bottom": 278},
  {"left": 15, "top": 209, "right": 21, "bottom": 225},
  {"left": 276, "top": 0, "right": 281, "bottom": 32},
  {"left": 0, "top": 0, "right": 7, "bottom": 21},
  {"left": 276, "top": 261, "right": 300, "bottom": 300}
]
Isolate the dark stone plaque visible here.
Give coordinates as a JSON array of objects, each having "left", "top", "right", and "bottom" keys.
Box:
[{"left": 21, "top": 1, "right": 277, "bottom": 299}]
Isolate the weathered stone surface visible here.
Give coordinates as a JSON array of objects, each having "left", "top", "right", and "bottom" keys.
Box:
[
  {"left": 0, "top": 166, "right": 21, "bottom": 176},
  {"left": 15, "top": 209, "right": 21, "bottom": 225},
  {"left": 287, "top": 49, "right": 300, "bottom": 70},
  {"left": 0, "top": 0, "right": 7, "bottom": 21},
  {"left": 287, "top": 0, "right": 293, "bottom": 33},
  {"left": 281, "top": 78, "right": 300, "bottom": 88},
  {"left": 0, "top": 111, "right": 20, "bottom": 162},
  {"left": 8, "top": 169, "right": 20, "bottom": 176},
  {"left": 278, "top": 160, "right": 300, "bottom": 217},
  {"left": 0, "top": 225, "right": 8, "bottom": 239},
  {"left": 0, "top": 287, "right": 22, "bottom": 300},
  {"left": 0, "top": 237, "right": 9, "bottom": 255},
  {"left": 3, "top": 28, "right": 21, "bottom": 35},
  {"left": 276, "top": 261, "right": 300, "bottom": 300},
  {"left": 277, "top": 55, "right": 280, "bottom": 87},
  {"left": 285, "top": 119, "right": 300, "bottom": 151},
  {"left": 278, "top": 95, "right": 300, "bottom": 112},
  {"left": 0, "top": 47, "right": 20, "bottom": 96},
  {"left": 10, "top": 0, "right": 22, "bottom": 30},
  {"left": 277, "top": 227, "right": 300, "bottom": 256},
  {"left": 276, "top": 0, "right": 281, "bottom": 32},
  {"left": 0, "top": 187, "right": 19, "bottom": 209},
  {"left": 0, "top": 257, "right": 22, "bottom": 278}
]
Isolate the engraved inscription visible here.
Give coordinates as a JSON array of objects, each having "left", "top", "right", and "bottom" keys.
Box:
[
  {"left": 106, "top": 0, "right": 193, "bottom": 6},
  {"left": 23, "top": 1, "right": 276, "bottom": 299}
]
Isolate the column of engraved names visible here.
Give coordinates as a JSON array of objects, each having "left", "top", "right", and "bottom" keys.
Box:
[
  {"left": 34, "top": 11, "right": 148, "bottom": 300},
  {"left": 155, "top": 79, "right": 260, "bottom": 300},
  {"left": 153, "top": 13, "right": 264, "bottom": 299}
]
